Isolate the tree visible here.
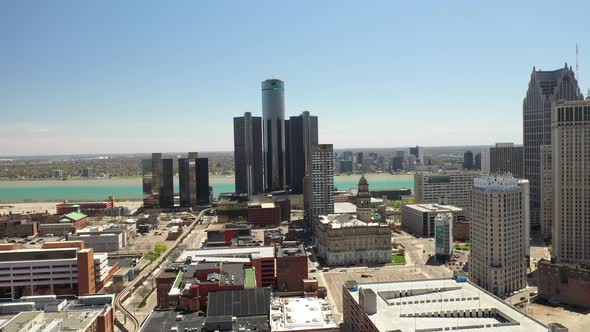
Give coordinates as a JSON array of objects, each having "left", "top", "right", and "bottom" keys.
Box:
[{"left": 154, "top": 243, "right": 168, "bottom": 255}]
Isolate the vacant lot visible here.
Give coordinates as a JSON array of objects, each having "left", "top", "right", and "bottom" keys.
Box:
[{"left": 526, "top": 302, "right": 590, "bottom": 332}]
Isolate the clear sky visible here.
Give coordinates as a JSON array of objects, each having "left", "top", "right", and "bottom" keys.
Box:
[{"left": 1, "top": 1, "right": 589, "bottom": 156}]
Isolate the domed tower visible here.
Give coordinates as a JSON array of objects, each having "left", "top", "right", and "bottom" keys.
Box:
[{"left": 356, "top": 175, "right": 372, "bottom": 222}]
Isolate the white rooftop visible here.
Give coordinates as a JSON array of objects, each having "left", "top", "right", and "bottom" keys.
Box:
[
  {"left": 345, "top": 279, "right": 548, "bottom": 332},
  {"left": 319, "top": 214, "right": 383, "bottom": 229},
  {"left": 334, "top": 202, "right": 357, "bottom": 214},
  {"left": 270, "top": 297, "right": 338, "bottom": 331},
  {"left": 404, "top": 204, "right": 463, "bottom": 213},
  {"left": 474, "top": 175, "right": 519, "bottom": 190},
  {"left": 176, "top": 246, "right": 275, "bottom": 263}
]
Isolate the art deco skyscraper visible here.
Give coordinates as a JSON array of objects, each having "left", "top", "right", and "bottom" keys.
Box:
[
  {"left": 470, "top": 175, "right": 529, "bottom": 297},
  {"left": 262, "top": 79, "right": 287, "bottom": 191},
  {"left": 552, "top": 100, "right": 590, "bottom": 266},
  {"left": 289, "top": 111, "right": 318, "bottom": 194},
  {"left": 523, "top": 65, "right": 581, "bottom": 229},
  {"left": 233, "top": 112, "right": 263, "bottom": 195}
]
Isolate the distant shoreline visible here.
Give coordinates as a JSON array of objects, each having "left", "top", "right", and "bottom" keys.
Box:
[{"left": 0, "top": 173, "right": 413, "bottom": 203}]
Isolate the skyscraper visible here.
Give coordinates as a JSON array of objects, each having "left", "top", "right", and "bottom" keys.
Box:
[
  {"left": 552, "top": 100, "right": 590, "bottom": 266},
  {"left": 474, "top": 152, "right": 481, "bottom": 170},
  {"left": 196, "top": 158, "right": 210, "bottom": 205},
  {"left": 304, "top": 144, "right": 334, "bottom": 228},
  {"left": 160, "top": 158, "right": 174, "bottom": 208},
  {"left": 414, "top": 170, "right": 479, "bottom": 218},
  {"left": 409, "top": 146, "right": 424, "bottom": 164},
  {"left": 288, "top": 111, "right": 319, "bottom": 194},
  {"left": 470, "top": 175, "right": 529, "bottom": 297},
  {"left": 233, "top": 112, "right": 263, "bottom": 195},
  {"left": 179, "top": 152, "right": 198, "bottom": 208},
  {"left": 523, "top": 65, "right": 581, "bottom": 229},
  {"left": 540, "top": 145, "right": 553, "bottom": 241},
  {"left": 262, "top": 79, "right": 287, "bottom": 191},
  {"left": 151, "top": 152, "right": 163, "bottom": 205},
  {"left": 489, "top": 143, "right": 524, "bottom": 178},
  {"left": 463, "top": 151, "right": 474, "bottom": 170}
]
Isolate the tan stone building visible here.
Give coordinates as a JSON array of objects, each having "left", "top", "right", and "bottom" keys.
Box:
[
  {"left": 552, "top": 100, "right": 590, "bottom": 266},
  {"left": 469, "top": 175, "right": 529, "bottom": 298},
  {"left": 315, "top": 214, "right": 391, "bottom": 266}
]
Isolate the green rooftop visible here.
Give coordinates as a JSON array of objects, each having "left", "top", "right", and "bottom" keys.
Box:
[
  {"left": 60, "top": 211, "right": 87, "bottom": 222},
  {"left": 173, "top": 271, "right": 185, "bottom": 289},
  {"left": 244, "top": 267, "right": 256, "bottom": 288}
]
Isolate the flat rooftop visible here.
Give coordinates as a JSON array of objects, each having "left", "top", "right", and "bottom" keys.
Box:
[
  {"left": 140, "top": 310, "right": 205, "bottom": 332},
  {"left": 334, "top": 202, "right": 357, "bottom": 214},
  {"left": 270, "top": 297, "right": 338, "bottom": 331},
  {"left": 404, "top": 204, "right": 463, "bottom": 213},
  {"left": 345, "top": 279, "right": 548, "bottom": 332},
  {"left": 177, "top": 246, "right": 275, "bottom": 263}
]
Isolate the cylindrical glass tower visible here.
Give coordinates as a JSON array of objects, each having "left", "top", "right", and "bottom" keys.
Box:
[{"left": 261, "top": 79, "right": 286, "bottom": 191}]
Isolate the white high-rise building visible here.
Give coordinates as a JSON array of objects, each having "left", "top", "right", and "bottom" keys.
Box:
[
  {"left": 414, "top": 170, "right": 480, "bottom": 218},
  {"left": 552, "top": 100, "right": 590, "bottom": 266},
  {"left": 469, "top": 175, "right": 529, "bottom": 297}
]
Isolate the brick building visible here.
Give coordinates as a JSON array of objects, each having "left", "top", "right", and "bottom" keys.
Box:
[
  {"left": 247, "top": 202, "right": 282, "bottom": 227},
  {"left": 275, "top": 242, "right": 308, "bottom": 292},
  {"left": 538, "top": 259, "right": 590, "bottom": 309}
]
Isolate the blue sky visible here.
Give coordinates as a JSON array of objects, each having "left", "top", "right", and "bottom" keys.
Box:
[{"left": 1, "top": 1, "right": 589, "bottom": 155}]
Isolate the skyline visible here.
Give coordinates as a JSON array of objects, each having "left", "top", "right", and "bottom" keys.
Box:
[{"left": 2, "top": 1, "right": 590, "bottom": 155}]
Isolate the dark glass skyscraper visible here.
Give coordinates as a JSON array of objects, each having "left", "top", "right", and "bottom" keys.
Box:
[
  {"left": 463, "top": 151, "right": 474, "bottom": 170},
  {"left": 141, "top": 159, "right": 155, "bottom": 207},
  {"left": 179, "top": 153, "right": 197, "bottom": 208},
  {"left": 523, "top": 65, "right": 581, "bottom": 229},
  {"left": 196, "top": 158, "right": 210, "bottom": 205},
  {"left": 233, "top": 112, "right": 263, "bottom": 195},
  {"left": 262, "top": 79, "right": 286, "bottom": 191},
  {"left": 160, "top": 158, "right": 174, "bottom": 208},
  {"left": 289, "top": 111, "right": 318, "bottom": 194}
]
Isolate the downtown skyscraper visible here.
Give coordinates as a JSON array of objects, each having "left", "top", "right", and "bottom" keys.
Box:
[
  {"left": 288, "top": 111, "right": 318, "bottom": 194},
  {"left": 262, "top": 79, "right": 287, "bottom": 191},
  {"left": 470, "top": 175, "right": 529, "bottom": 297},
  {"left": 304, "top": 144, "right": 334, "bottom": 227},
  {"left": 523, "top": 65, "right": 581, "bottom": 229},
  {"left": 552, "top": 100, "right": 590, "bottom": 266},
  {"left": 233, "top": 112, "right": 263, "bottom": 195}
]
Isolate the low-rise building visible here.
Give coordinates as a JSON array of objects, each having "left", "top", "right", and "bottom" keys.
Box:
[
  {"left": 0, "top": 294, "right": 114, "bottom": 332},
  {"left": 343, "top": 279, "right": 557, "bottom": 332},
  {"left": 275, "top": 242, "right": 308, "bottom": 292},
  {"left": 538, "top": 259, "right": 590, "bottom": 309},
  {"left": 315, "top": 214, "right": 391, "bottom": 266},
  {"left": 0, "top": 219, "right": 38, "bottom": 238},
  {"left": 204, "top": 288, "right": 270, "bottom": 332},
  {"left": 270, "top": 296, "right": 338, "bottom": 331},
  {"left": 248, "top": 202, "right": 282, "bottom": 227},
  {"left": 401, "top": 203, "right": 464, "bottom": 237},
  {"left": 67, "top": 225, "right": 127, "bottom": 252}
]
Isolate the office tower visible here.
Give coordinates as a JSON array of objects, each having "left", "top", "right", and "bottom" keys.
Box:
[
  {"left": 355, "top": 152, "right": 364, "bottom": 171},
  {"left": 552, "top": 100, "right": 590, "bottom": 266},
  {"left": 434, "top": 213, "right": 453, "bottom": 261},
  {"left": 480, "top": 147, "right": 491, "bottom": 173},
  {"left": 196, "top": 158, "right": 210, "bottom": 205},
  {"left": 470, "top": 175, "right": 529, "bottom": 297},
  {"left": 409, "top": 146, "right": 424, "bottom": 164},
  {"left": 141, "top": 159, "right": 155, "bottom": 207},
  {"left": 340, "top": 160, "right": 353, "bottom": 173},
  {"left": 395, "top": 150, "right": 405, "bottom": 159},
  {"left": 262, "top": 79, "right": 287, "bottom": 191},
  {"left": 342, "top": 151, "right": 353, "bottom": 161},
  {"left": 488, "top": 143, "right": 524, "bottom": 178},
  {"left": 151, "top": 153, "right": 163, "bottom": 201},
  {"left": 233, "top": 112, "right": 263, "bottom": 195},
  {"left": 179, "top": 157, "right": 197, "bottom": 208},
  {"left": 289, "top": 111, "right": 319, "bottom": 194},
  {"left": 539, "top": 145, "right": 553, "bottom": 241},
  {"left": 463, "top": 151, "right": 474, "bottom": 170},
  {"left": 390, "top": 156, "right": 403, "bottom": 171},
  {"left": 523, "top": 65, "right": 581, "bottom": 229},
  {"left": 160, "top": 159, "right": 174, "bottom": 208},
  {"left": 304, "top": 144, "right": 334, "bottom": 227},
  {"left": 414, "top": 171, "right": 479, "bottom": 218},
  {"left": 474, "top": 152, "right": 481, "bottom": 170},
  {"left": 285, "top": 119, "right": 291, "bottom": 189}
]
